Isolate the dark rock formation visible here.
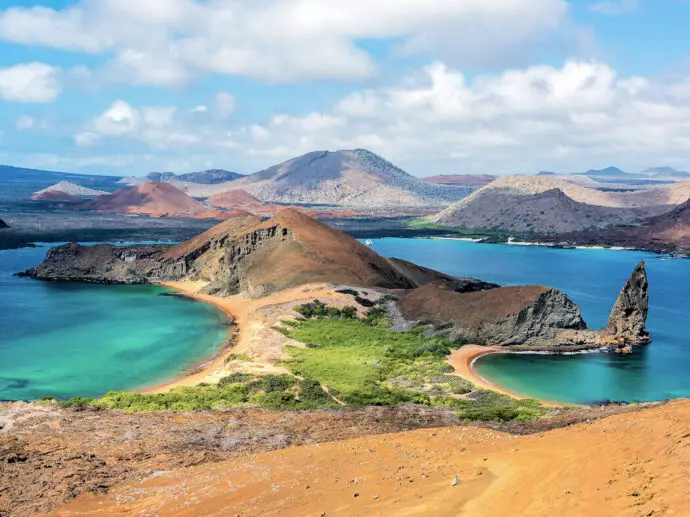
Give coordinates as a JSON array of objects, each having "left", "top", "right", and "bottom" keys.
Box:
[
  {"left": 0, "top": 218, "right": 8, "bottom": 229},
  {"left": 397, "top": 282, "right": 597, "bottom": 348},
  {"left": 19, "top": 243, "right": 170, "bottom": 284},
  {"left": 604, "top": 261, "right": 651, "bottom": 345}
]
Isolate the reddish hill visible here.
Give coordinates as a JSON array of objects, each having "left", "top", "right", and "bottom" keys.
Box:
[
  {"left": 421, "top": 174, "right": 495, "bottom": 187},
  {"left": 82, "top": 182, "right": 209, "bottom": 217},
  {"left": 207, "top": 189, "right": 262, "bottom": 209},
  {"left": 31, "top": 190, "right": 81, "bottom": 202}
]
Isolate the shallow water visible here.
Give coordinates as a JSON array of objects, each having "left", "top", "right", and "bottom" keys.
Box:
[
  {"left": 367, "top": 238, "right": 690, "bottom": 404},
  {"left": 0, "top": 246, "right": 228, "bottom": 401}
]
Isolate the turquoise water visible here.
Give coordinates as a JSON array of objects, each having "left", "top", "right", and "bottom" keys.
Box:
[
  {"left": 368, "top": 238, "right": 690, "bottom": 404},
  {"left": 0, "top": 246, "right": 229, "bottom": 401}
]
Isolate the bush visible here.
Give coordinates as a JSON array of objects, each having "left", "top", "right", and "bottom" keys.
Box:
[
  {"left": 61, "top": 397, "right": 96, "bottom": 410},
  {"left": 218, "top": 373, "right": 254, "bottom": 386},
  {"left": 259, "top": 374, "right": 296, "bottom": 393},
  {"left": 340, "top": 306, "right": 358, "bottom": 319}
]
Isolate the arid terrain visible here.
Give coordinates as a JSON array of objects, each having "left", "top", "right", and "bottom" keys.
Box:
[{"left": 1, "top": 399, "right": 685, "bottom": 516}]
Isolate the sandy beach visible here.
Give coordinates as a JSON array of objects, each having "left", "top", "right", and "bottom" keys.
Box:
[
  {"left": 142, "top": 281, "right": 378, "bottom": 393},
  {"left": 448, "top": 345, "right": 563, "bottom": 407}
]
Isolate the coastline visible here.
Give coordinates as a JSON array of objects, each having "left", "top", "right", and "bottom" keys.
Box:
[
  {"left": 448, "top": 345, "right": 563, "bottom": 408},
  {"left": 140, "top": 281, "right": 240, "bottom": 394}
]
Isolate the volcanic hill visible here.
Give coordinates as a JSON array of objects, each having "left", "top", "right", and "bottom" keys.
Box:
[
  {"left": 431, "top": 187, "right": 656, "bottom": 234},
  {"left": 32, "top": 181, "right": 108, "bottom": 199},
  {"left": 179, "top": 149, "right": 470, "bottom": 208},
  {"left": 81, "top": 182, "right": 210, "bottom": 218}
]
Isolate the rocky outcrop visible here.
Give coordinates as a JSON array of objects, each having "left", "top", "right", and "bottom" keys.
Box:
[
  {"left": 603, "top": 261, "right": 651, "bottom": 345},
  {"left": 19, "top": 243, "right": 170, "bottom": 284},
  {"left": 397, "top": 261, "right": 651, "bottom": 349},
  {"left": 397, "top": 283, "right": 597, "bottom": 348}
]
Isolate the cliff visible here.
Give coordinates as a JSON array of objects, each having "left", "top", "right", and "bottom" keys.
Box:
[{"left": 397, "top": 283, "right": 596, "bottom": 348}]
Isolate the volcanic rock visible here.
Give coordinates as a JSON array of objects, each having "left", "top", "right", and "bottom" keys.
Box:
[
  {"left": 397, "top": 283, "right": 595, "bottom": 348},
  {"left": 604, "top": 261, "right": 651, "bottom": 345}
]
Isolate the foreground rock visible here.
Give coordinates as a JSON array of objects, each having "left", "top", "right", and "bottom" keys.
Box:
[{"left": 602, "top": 261, "right": 650, "bottom": 345}]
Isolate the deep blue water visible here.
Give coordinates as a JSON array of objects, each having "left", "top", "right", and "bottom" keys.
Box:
[
  {"left": 368, "top": 238, "right": 690, "bottom": 404},
  {"left": 0, "top": 246, "right": 228, "bottom": 401}
]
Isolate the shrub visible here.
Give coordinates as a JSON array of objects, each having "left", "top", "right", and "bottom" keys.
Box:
[
  {"left": 61, "top": 397, "right": 96, "bottom": 410},
  {"left": 260, "top": 374, "right": 296, "bottom": 393},
  {"left": 218, "top": 373, "right": 254, "bottom": 386},
  {"left": 340, "top": 306, "right": 358, "bottom": 319}
]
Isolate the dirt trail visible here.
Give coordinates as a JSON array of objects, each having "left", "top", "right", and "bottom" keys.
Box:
[{"left": 49, "top": 399, "right": 690, "bottom": 516}]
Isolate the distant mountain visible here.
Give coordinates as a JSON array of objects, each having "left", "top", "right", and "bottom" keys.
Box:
[
  {"left": 459, "top": 174, "right": 690, "bottom": 209},
  {"left": 431, "top": 188, "right": 652, "bottom": 234},
  {"left": 82, "top": 182, "right": 211, "bottom": 218},
  {"left": 537, "top": 171, "right": 556, "bottom": 176},
  {"left": 580, "top": 166, "right": 629, "bottom": 177},
  {"left": 33, "top": 181, "right": 108, "bottom": 199},
  {"left": 0, "top": 218, "right": 8, "bottom": 229},
  {"left": 0, "top": 165, "right": 122, "bottom": 201},
  {"left": 125, "top": 169, "right": 244, "bottom": 186},
  {"left": 198, "top": 149, "right": 470, "bottom": 208},
  {"left": 177, "top": 169, "right": 243, "bottom": 184},
  {"left": 145, "top": 172, "right": 177, "bottom": 183},
  {"left": 420, "top": 174, "right": 495, "bottom": 188}
]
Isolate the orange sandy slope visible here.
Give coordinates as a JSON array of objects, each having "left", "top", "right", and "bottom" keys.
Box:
[{"left": 52, "top": 399, "right": 689, "bottom": 516}]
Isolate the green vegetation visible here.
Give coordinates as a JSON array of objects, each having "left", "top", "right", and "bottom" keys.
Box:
[
  {"left": 50, "top": 301, "right": 548, "bottom": 423},
  {"left": 294, "top": 299, "right": 358, "bottom": 320},
  {"left": 57, "top": 373, "right": 340, "bottom": 412},
  {"left": 224, "top": 352, "right": 253, "bottom": 363}
]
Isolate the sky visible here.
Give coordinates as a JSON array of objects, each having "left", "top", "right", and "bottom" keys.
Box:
[{"left": 1, "top": 0, "right": 690, "bottom": 177}]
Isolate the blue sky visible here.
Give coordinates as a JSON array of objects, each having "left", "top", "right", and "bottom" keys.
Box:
[{"left": 1, "top": 0, "right": 690, "bottom": 177}]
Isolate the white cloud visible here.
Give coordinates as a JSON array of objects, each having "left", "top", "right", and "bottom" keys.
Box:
[
  {"left": 0, "top": 62, "right": 61, "bottom": 103},
  {"left": 190, "top": 105, "right": 207, "bottom": 113},
  {"left": 76, "top": 99, "right": 203, "bottom": 148},
  {"left": 0, "top": 0, "right": 569, "bottom": 85},
  {"left": 589, "top": 0, "right": 639, "bottom": 15}
]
